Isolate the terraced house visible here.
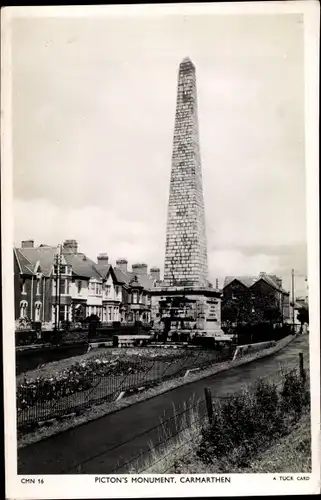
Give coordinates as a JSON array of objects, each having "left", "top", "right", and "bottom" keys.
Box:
[
  {"left": 222, "top": 272, "right": 290, "bottom": 326},
  {"left": 14, "top": 240, "right": 158, "bottom": 328}
]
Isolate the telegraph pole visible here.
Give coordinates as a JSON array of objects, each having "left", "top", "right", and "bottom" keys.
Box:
[
  {"left": 291, "top": 268, "right": 295, "bottom": 333},
  {"left": 57, "top": 244, "right": 62, "bottom": 330},
  {"left": 54, "top": 245, "right": 62, "bottom": 331},
  {"left": 54, "top": 253, "right": 58, "bottom": 331}
]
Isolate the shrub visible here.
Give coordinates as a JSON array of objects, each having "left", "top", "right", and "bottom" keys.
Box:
[
  {"left": 197, "top": 369, "right": 310, "bottom": 469},
  {"left": 280, "top": 369, "right": 310, "bottom": 423}
]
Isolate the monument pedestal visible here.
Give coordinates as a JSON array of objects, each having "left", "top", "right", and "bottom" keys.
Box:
[{"left": 151, "top": 285, "right": 224, "bottom": 337}]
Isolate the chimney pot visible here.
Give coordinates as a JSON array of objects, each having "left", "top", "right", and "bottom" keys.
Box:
[
  {"left": 63, "top": 239, "right": 78, "bottom": 253},
  {"left": 150, "top": 266, "right": 160, "bottom": 281},
  {"left": 116, "top": 258, "right": 128, "bottom": 273},
  {"left": 21, "top": 240, "right": 34, "bottom": 248},
  {"left": 132, "top": 263, "right": 148, "bottom": 275}
]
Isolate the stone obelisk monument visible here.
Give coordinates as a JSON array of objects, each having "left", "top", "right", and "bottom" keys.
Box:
[
  {"left": 164, "top": 57, "right": 208, "bottom": 287},
  {"left": 151, "top": 58, "right": 224, "bottom": 337}
]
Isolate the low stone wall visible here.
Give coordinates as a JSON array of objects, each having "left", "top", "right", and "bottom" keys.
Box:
[{"left": 233, "top": 341, "right": 276, "bottom": 361}]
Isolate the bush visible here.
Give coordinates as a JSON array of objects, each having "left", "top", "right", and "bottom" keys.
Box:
[
  {"left": 197, "top": 369, "right": 310, "bottom": 470},
  {"left": 280, "top": 369, "right": 310, "bottom": 422}
]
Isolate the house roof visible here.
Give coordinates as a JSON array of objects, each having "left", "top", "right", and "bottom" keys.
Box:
[
  {"left": 113, "top": 267, "right": 155, "bottom": 290},
  {"left": 224, "top": 274, "right": 289, "bottom": 294},
  {"left": 224, "top": 276, "right": 257, "bottom": 288},
  {"left": 15, "top": 244, "right": 157, "bottom": 289},
  {"left": 14, "top": 248, "right": 34, "bottom": 275},
  {"left": 63, "top": 253, "right": 102, "bottom": 280},
  {"left": 15, "top": 246, "right": 57, "bottom": 276},
  {"left": 15, "top": 245, "right": 102, "bottom": 280}
]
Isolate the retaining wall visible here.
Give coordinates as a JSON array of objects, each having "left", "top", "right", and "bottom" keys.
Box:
[{"left": 233, "top": 340, "right": 276, "bottom": 361}]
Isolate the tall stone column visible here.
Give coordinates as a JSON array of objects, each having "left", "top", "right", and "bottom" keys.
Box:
[{"left": 163, "top": 58, "right": 208, "bottom": 287}]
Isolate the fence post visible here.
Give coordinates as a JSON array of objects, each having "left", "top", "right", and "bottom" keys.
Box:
[
  {"left": 299, "top": 352, "right": 306, "bottom": 383},
  {"left": 204, "top": 387, "right": 213, "bottom": 425}
]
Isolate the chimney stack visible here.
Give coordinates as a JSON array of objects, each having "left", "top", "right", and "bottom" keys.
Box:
[
  {"left": 97, "top": 253, "right": 109, "bottom": 273},
  {"left": 63, "top": 239, "right": 78, "bottom": 253},
  {"left": 150, "top": 266, "right": 160, "bottom": 281},
  {"left": 132, "top": 263, "right": 148, "bottom": 275},
  {"left": 21, "top": 240, "right": 34, "bottom": 248},
  {"left": 116, "top": 258, "right": 128, "bottom": 273}
]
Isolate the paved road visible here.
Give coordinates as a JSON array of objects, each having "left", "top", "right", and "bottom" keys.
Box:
[{"left": 18, "top": 335, "right": 309, "bottom": 475}]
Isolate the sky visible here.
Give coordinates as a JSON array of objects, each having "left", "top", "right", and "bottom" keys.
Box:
[{"left": 11, "top": 12, "right": 308, "bottom": 297}]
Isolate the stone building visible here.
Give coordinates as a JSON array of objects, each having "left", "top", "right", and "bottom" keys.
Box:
[{"left": 151, "top": 58, "right": 223, "bottom": 337}]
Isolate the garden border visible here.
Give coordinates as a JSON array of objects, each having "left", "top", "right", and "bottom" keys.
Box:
[{"left": 18, "top": 333, "right": 300, "bottom": 449}]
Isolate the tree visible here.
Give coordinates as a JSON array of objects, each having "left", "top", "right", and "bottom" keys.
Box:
[{"left": 297, "top": 306, "right": 309, "bottom": 326}]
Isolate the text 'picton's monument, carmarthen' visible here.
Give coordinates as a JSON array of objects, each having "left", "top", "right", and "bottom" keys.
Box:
[{"left": 152, "top": 58, "right": 224, "bottom": 338}]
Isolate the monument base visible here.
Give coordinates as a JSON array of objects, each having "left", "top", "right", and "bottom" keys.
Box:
[{"left": 150, "top": 285, "right": 225, "bottom": 338}]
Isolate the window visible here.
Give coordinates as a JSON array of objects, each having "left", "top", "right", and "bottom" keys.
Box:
[
  {"left": 20, "top": 301, "right": 28, "bottom": 318},
  {"left": 35, "top": 302, "right": 42, "bottom": 321},
  {"left": 108, "top": 308, "right": 112, "bottom": 322},
  {"left": 60, "top": 265, "right": 66, "bottom": 275},
  {"left": 132, "top": 291, "right": 138, "bottom": 304},
  {"left": 36, "top": 279, "right": 41, "bottom": 295},
  {"left": 90, "top": 281, "right": 96, "bottom": 292},
  {"left": 77, "top": 280, "right": 82, "bottom": 294},
  {"left": 96, "top": 283, "right": 102, "bottom": 295},
  {"left": 59, "top": 305, "right": 70, "bottom": 322},
  {"left": 103, "top": 308, "right": 107, "bottom": 322},
  {"left": 21, "top": 280, "right": 27, "bottom": 294},
  {"left": 114, "top": 307, "right": 118, "bottom": 321},
  {"left": 105, "top": 285, "right": 111, "bottom": 297},
  {"left": 59, "top": 279, "right": 70, "bottom": 295}
]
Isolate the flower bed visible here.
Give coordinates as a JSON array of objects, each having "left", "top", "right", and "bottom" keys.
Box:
[
  {"left": 17, "top": 347, "right": 196, "bottom": 410},
  {"left": 17, "top": 346, "right": 232, "bottom": 431},
  {"left": 17, "top": 356, "right": 152, "bottom": 410}
]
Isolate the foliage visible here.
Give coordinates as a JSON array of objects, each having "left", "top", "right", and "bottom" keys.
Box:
[
  {"left": 297, "top": 307, "right": 309, "bottom": 325},
  {"left": 16, "top": 317, "right": 32, "bottom": 331},
  {"left": 17, "top": 356, "right": 152, "bottom": 410},
  {"left": 197, "top": 369, "right": 310, "bottom": 470},
  {"left": 17, "top": 348, "right": 204, "bottom": 411}
]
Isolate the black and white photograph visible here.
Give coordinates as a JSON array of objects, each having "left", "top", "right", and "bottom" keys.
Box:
[{"left": 2, "top": 2, "right": 320, "bottom": 498}]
